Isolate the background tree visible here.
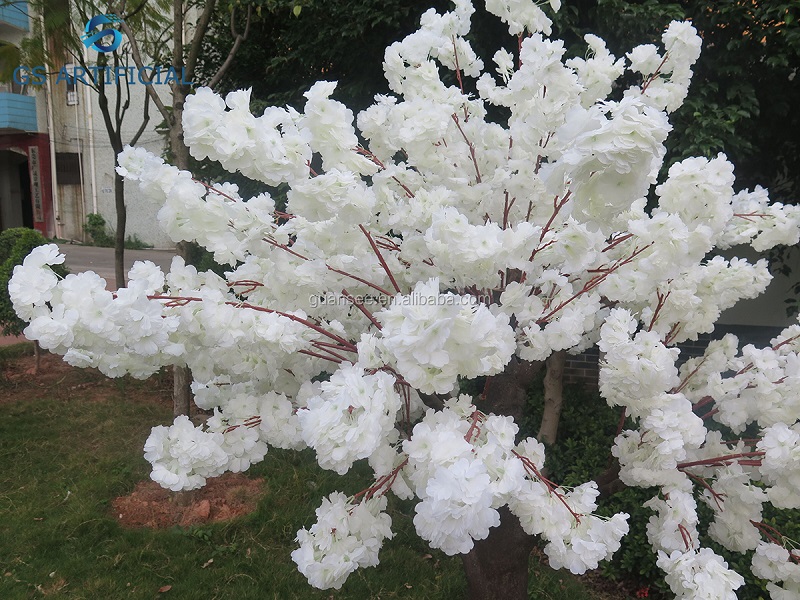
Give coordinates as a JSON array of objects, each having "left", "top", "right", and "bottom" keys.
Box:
[{"left": 113, "top": 0, "right": 258, "bottom": 416}]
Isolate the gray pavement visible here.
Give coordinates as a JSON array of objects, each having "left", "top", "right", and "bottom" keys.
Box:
[
  {"left": 57, "top": 244, "right": 178, "bottom": 288},
  {"left": 1, "top": 245, "right": 178, "bottom": 347}
]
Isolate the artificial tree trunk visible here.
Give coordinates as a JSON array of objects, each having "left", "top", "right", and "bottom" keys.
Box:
[
  {"left": 114, "top": 172, "right": 126, "bottom": 288},
  {"left": 462, "top": 506, "right": 537, "bottom": 600},
  {"left": 466, "top": 358, "right": 543, "bottom": 599},
  {"left": 538, "top": 350, "right": 566, "bottom": 447},
  {"left": 170, "top": 77, "right": 193, "bottom": 418}
]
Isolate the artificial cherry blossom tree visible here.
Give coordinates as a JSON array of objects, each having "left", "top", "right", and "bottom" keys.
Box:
[{"left": 9, "top": 1, "right": 800, "bottom": 598}]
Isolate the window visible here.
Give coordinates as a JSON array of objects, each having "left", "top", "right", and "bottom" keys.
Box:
[
  {"left": 56, "top": 153, "right": 82, "bottom": 185},
  {"left": 64, "top": 64, "right": 78, "bottom": 105}
]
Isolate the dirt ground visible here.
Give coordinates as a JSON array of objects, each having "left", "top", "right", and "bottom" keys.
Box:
[
  {"left": 1, "top": 348, "right": 264, "bottom": 530},
  {"left": 111, "top": 474, "right": 265, "bottom": 529},
  {"left": 0, "top": 348, "right": 169, "bottom": 405}
]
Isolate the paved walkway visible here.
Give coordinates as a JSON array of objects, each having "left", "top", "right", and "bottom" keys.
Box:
[
  {"left": 57, "top": 244, "right": 177, "bottom": 289},
  {"left": 2, "top": 245, "right": 177, "bottom": 347}
]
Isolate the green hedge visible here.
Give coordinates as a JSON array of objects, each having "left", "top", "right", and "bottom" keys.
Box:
[
  {"left": 520, "top": 376, "right": 800, "bottom": 598},
  {"left": 0, "top": 227, "right": 69, "bottom": 337}
]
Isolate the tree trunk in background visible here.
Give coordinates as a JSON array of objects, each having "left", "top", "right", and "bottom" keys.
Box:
[
  {"left": 113, "top": 0, "right": 249, "bottom": 417},
  {"left": 538, "top": 350, "right": 566, "bottom": 447},
  {"left": 465, "top": 358, "right": 542, "bottom": 599},
  {"left": 114, "top": 172, "right": 126, "bottom": 288},
  {"left": 170, "top": 70, "right": 192, "bottom": 417}
]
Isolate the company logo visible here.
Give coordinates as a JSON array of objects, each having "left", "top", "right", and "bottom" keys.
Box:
[
  {"left": 14, "top": 12, "right": 194, "bottom": 88},
  {"left": 81, "top": 14, "right": 124, "bottom": 53}
]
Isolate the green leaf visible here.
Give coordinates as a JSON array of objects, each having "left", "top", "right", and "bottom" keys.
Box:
[{"left": 292, "top": 5, "right": 301, "bottom": 17}]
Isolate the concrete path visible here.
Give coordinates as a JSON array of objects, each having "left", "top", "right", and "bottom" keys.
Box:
[
  {"left": 58, "top": 244, "right": 178, "bottom": 289},
  {"left": 2, "top": 245, "right": 177, "bottom": 347}
]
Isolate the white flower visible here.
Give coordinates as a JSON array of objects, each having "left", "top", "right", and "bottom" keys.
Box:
[
  {"left": 757, "top": 423, "right": 800, "bottom": 508},
  {"left": 144, "top": 416, "right": 230, "bottom": 491},
  {"left": 627, "top": 44, "right": 663, "bottom": 76},
  {"left": 298, "top": 364, "right": 402, "bottom": 475},
  {"left": 292, "top": 493, "right": 393, "bottom": 590},
  {"left": 378, "top": 278, "right": 515, "bottom": 394},
  {"left": 413, "top": 458, "right": 500, "bottom": 555},
  {"left": 657, "top": 548, "right": 744, "bottom": 599}
]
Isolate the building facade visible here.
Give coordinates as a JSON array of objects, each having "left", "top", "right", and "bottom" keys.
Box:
[
  {"left": 0, "top": 1, "right": 53, "bottom": 236},
  {"left": 0, "top": 0, "right": 172, "bottom": 247}
]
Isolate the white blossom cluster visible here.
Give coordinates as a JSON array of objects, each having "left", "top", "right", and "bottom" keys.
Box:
[
  {"left": 757, "top": 423, "right": 800, "bottom": 509},
  {"left": 377, "top": 278, "right": 516, "bottom": 394},
  {"left": 9, "top": 0, "right": 800, "bottom": 595},
  {"left": 751, "top": 541, "right": 800, "bottom": 599},
  {"left": 298, "top": 363, "right": 402, "bottom": 475},
  {"left": 144, "top": 415, "right": 229, "bottom": 491},
  {"left": 400, "top": 397, "right": 630, "bottom": 570},
  {"left": 9, "top": 246, "right": 184, "bottom": 378},
  {"left": 657, "top": 548, "right": 745, "bottom": 600},
  {"left": 291, "top": 492, "right": 393, "bottom": 590},
  {"left": 510, "top": 476, "right": 629, "bottom": 574}
]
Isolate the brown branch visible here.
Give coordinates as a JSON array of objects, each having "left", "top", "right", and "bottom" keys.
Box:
[
  {"left": 641, "top": 52, "right": 670, "bottom": 93},
  {"left": 451, "top": 113, "right": 482, "bottom": 183},
  {"left": 185, "top": 0, "right": 217, "bottom": 79},
  {"left": 130, "top": 83, "right": 151, "bottom": 145},
  {"left": 148, "top": 294, "right": 357, "bottom": 351},
  {"left": 341, "top": 289, "right": 382, "bottom": 329},
  {"left": 677, "top": 452, "right": 764, "bottom": 470},
  {"left": 114, "top": 13, "right": 169, "bottom": 123},
  {"left": 360, "top": 224, "right": 402, "bottom": 294},
  {"left": 298, "top": 348, "right": 344, "bottom": 364},
  {"left": 208, "top": 5, "right": 252, "bottom": 89},
  {"left": 537, "top": 243, "right": 653, "bottom": 323}
]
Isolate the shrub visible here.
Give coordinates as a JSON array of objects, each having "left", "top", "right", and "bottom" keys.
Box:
[
  {"left": 84, "top": 213, "right": 115, "bottom": 247},
  {"left": 0, "top": 228, "right": 69, "bottom": 337},
  {"left": 521, "top": 379, "right": 800, "bottom": 600},
  {"left": 84, "top": 213, "right": 154, "bottom": 249}
]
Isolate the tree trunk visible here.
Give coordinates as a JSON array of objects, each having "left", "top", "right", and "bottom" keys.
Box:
[
  {"left": 114, "top": 172, "right": 126, "bottom": 288},
  {"left": 462, "top": 506, "right": 536, "bottom": 600},
  {"left": 173, "top": 362, "right": 191, "bottom": 418},
  {"left": 169, "top": 78, "right": 189, "bottom": 170},
  {"left": 169, "top": 77, "right": 193, "bottom": 417},
  {"left": 473, "top": 357, "right": 542, "bottom": 424},
  {"left": 538, "top": 350, "right": 566, "bottom": 447},
  {"left": 467, "top": 358, "right": 542, "bottom": 599}
]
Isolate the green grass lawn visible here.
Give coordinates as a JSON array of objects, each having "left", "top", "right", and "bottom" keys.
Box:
[{"left": 0, "top": 350, "right": 619, "bottom": 600}]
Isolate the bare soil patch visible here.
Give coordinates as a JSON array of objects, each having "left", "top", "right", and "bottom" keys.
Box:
[
  {"left": 1, "top": 349, "right": 172, "bottom": 406},
  {"left": 112, "top": 473, "right": 265, "bottom": 529}
]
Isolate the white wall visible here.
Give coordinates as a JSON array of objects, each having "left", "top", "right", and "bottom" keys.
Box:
[
  {"left": 718, "top": 245, "right": 800, "bottom": 328},
  {"left": 87, "top": 80, "right": 173, "bottom": 248}
]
